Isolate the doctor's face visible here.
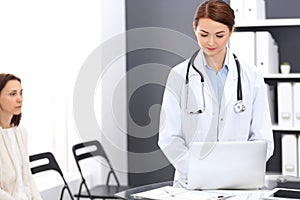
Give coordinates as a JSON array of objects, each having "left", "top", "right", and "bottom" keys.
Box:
[{"left": 194, "top": 18, "right": 232, "bottom": 58}]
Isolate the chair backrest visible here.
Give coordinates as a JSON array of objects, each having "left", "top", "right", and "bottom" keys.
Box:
[
  {"left": 72, "top": 140, "right": 120, "bottom": 186},
  {"left": 29, "top": 152, "right": 74, "bottom": 200}
]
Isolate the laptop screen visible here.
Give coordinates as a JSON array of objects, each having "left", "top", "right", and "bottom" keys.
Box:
[{"left": 187, "top": 140, "right": 267, "bottom": 190}]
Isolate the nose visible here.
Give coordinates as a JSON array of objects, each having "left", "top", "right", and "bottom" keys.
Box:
[
  {"left": 17, "top": 94, "right": 23, "bottom": 102},
  {"left": 208, "top": 35, "right": 215, "bottom": 46}
]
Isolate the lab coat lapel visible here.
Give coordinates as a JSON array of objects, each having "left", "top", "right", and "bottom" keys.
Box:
[
  {"left": 193, "top": 49, "right": 218, "bottom": 106},
  {"left": 220, "top": 53, "right": 238, "bottom": 114}
]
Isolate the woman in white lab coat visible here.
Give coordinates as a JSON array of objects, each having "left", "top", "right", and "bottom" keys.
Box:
[{"left": 158, "top": 0, "right": 274, "bottom": 187}]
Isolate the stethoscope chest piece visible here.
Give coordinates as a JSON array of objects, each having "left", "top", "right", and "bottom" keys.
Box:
[{"left": 234, "top": 100, "right": 246, "bottom": 113}]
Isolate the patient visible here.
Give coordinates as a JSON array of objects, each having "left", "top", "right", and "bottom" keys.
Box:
[{"left": 0, "top": 73, "right": 43, "bottom": 200}]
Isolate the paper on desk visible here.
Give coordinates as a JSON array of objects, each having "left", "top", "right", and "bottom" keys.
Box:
[
  {"left": 131, "top": 186, "right": 234, "bottom": 200},
  {"left": 206, "top": 189, "right": 270, "bottom": 200}
]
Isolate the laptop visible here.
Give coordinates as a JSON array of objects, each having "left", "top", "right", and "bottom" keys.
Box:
[{"left": 187, "top": 140, "right": 267, "bottom": 190}]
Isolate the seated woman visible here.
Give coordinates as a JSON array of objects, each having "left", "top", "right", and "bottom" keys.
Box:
[{"left": 0, "top": 73, "right": 43, "bottom": 200}]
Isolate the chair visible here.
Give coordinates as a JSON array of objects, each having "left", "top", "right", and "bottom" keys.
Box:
[
  {"left": 29, "top": 152, "right": 74, "bottom": 200},
  {"left": 72, "top": 140, "right": 130, "bottom": 199}
]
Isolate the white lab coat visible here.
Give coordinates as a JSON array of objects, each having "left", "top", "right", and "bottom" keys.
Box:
[{"left": 158, "top": 48, "right": 274, "bottom": 187}]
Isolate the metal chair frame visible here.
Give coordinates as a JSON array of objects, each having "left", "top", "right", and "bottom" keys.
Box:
[
  {"left": 29, "top": 152, "right": 74, "bottom": 200},
  {"left": 72, "top": 140, "right": 128, "bottom": 199}
]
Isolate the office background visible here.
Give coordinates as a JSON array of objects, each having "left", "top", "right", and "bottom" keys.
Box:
[
  {"left": 1, "top": 0, "right": 300, "bottom": 199},
  {"left": 126, "top": 0, "right": 300, "bottom": 186}
]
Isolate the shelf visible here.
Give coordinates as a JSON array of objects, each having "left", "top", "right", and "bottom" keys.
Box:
[
  {"left": 272, "top": 124, "right": 300, "bottom": 132},
  {"left": 264, "top": 73, "right": 300, "bottom": 84},
  {"left": 235, "top": 18, "right": 300, "bottom": 28},
  {"left": 264, "top": 73, "right": 300, "bottom": 79}
]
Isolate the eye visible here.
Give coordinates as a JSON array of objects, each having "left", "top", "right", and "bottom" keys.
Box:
[
  {"left": 9, "top": 92, "right": 16, "bottom": 96},
  {"left": 200, "top": 34, "right": 208, "bottom": 37},
  {"left": 216, "top": 35, "right": 224, "bottom": 38}
]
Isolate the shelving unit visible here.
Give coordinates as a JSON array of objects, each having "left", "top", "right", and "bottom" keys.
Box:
[
  {"left": 267, "top": 74, "right": 300, "bottom": 132},
  {"left": 235, "top": 18, "right": 300, "bottom": 173},
  {"left": 264, "top": 73, "right": 300, "bottom": 84},
  {"left": 236, "top": 18, "right": 300, "bottom": 27},
  {"left": 272, "top": 124, "right": 300, "bottom": 132}
]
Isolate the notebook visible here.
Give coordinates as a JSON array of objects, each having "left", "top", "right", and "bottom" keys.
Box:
[{"left": 187, "top": 140, "right": 267, "bottom": 190}]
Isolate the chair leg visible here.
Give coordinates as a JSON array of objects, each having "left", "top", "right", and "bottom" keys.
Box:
[
  {"left": 77, "top": 182, "right": 84, "bottom": 200},
  {"left": 59, "top": 187, "right": 65, "bottom": 200},
  {"left": 77, "top": 181, "right": 93, "bottom": 200}
]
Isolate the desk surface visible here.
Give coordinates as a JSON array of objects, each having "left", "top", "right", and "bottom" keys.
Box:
[
  {"left": 115, "top": 176, "right": 281, "bottom": 200},
  {"left": 115, "top": 181, "right": 173, "bottom": 200}
]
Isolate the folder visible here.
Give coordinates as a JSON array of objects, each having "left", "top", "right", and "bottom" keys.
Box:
[
  {"left": 244, "top": 0, "right": 266, "bottom": 20},
  {"left": 255, "top": 31, "right": 279, "bottom": 75},
  {"left": 282, "top": 134, "right": 298, "bottom": 177},
  {"left": 230, "top": 31, "right": 256, "bottom": 67},
  {"left": 265, "top": 84, "right": 276, "bottom": 124},
  {"left": 278, "top": 82, "right": 293, "bottom": 127},
  {"left": 293, "top": 83, "right": 300, "bottom": 127},
  {"left": 230, "top": 0, "right": 244, "bottom": 23}
]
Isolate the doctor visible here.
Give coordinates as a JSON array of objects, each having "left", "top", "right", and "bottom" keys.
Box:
[{"left": 158, "top": 0, "right": 274, "bottom": 188}]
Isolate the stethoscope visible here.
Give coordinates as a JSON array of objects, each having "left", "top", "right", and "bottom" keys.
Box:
[{"left": 185, "top": 49, "right": 245, "bottom": 114}]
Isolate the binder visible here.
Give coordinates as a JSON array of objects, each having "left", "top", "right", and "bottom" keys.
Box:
[
  {"left": 255, "top": 31, "right": 279, "bottom": 75},
  {"left": 293, "top": 83, "right": 300, "bottom": 127},
  {"left": 244, "top": 0, "right": 266, "bottom": 20},
  {"left": 278, "top": 82, "right": 293, "bottom": 127},
  {"left": 230, "top": 0, "right": 244, "bottom": 23},
  {"left": 229, "top": 31, "right": 256, "bottom": 67},
  {"left": 282, "top": 134, "right": 298, "bottom": 177},
  {"left": 265, "top": 84, "right": 276, "bottom": 124}
]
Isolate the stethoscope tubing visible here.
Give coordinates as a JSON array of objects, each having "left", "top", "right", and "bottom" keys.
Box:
[{"left": 185, "top": 49, "right": 245, "bottom": 113}]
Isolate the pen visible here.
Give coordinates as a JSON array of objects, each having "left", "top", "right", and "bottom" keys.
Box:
[
  {"left": 163, "top": 188, "right": 176, "bottom": 198},
  {"left": 216, "top": 195, "right": 235, "bottom": 200}
]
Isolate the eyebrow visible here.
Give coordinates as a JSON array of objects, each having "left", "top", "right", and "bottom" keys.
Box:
[
  {"left": 200, "top": 30, "right": 226, "bottom": 34},
  {"left": 8, "top": 89, "right": 23, "bottom": 93}
]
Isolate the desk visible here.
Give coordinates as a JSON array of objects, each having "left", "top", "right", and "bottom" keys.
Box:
[{"left": 115, "top": 176, "right": 280, "bottom": 200}]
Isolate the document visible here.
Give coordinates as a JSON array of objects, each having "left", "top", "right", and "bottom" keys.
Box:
[
  {"left": 131, "top": 186, "right": 233, "bottom": 200},
  {"left": 131, "top": 186, "right": 268, "bottom": 200}
]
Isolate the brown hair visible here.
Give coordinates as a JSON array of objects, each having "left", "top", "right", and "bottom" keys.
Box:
[
  {"left": 194, "top": 0, "right": 235, "bottom": 32},
  {"left": 0, "top": 73, "right": 22, "bottom": 126}
]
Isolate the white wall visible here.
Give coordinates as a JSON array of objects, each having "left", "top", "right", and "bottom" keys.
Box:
[
  {"left": 0, "top": 0, "right": 127, "bottom": 197},
  {"left": 98, "top": 0, "right": 128, "bottom": 185}
]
